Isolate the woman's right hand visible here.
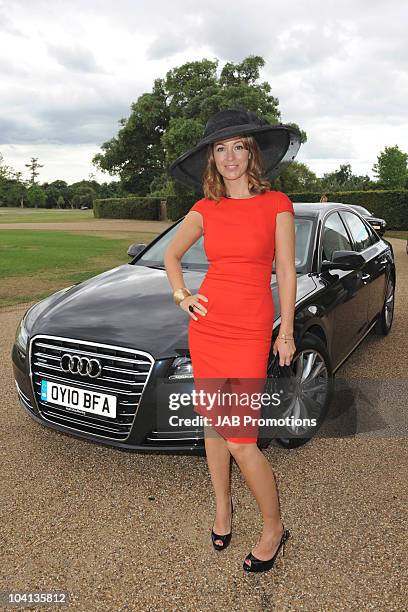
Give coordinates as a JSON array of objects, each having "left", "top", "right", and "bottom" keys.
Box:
[{"left": 179, "top": 293, "right": 208, "bottom": 320}]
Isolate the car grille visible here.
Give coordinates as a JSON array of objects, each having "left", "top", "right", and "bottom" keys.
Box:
[
  {"left": 144, "top": 428, "right": 204, "bottom": 446},
  {"left": 29, "top": 335, "right": 154, "bottom": 441}
]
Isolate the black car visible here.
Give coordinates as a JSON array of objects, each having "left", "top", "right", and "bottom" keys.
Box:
[
  {"left": 12, "top": 202, "right": 396, "bottom": 454},
  {"left": 341, "top": 204, "right": 387, "bottom": 237}
]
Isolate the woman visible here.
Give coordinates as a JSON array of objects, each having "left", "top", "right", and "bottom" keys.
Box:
[{"left": 164, "top": 109, "right": 300, "bottom": 573}]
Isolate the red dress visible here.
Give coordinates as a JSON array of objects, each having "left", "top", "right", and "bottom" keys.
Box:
[{"left": 188, "top": 190, "right": 295, "bottom": 444}]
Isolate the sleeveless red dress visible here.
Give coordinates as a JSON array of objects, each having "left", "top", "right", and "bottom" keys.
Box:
[{"left": 188, "top": 190, "right": 295, "bottom": 444}]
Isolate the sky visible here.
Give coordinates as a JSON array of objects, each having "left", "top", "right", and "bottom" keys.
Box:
[{"left": 1, "top": 0, "right": 407, "bottom": 185}]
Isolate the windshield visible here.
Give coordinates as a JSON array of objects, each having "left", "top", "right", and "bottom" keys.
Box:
[{"left": 134, "top": 217, "right": 315, "bottom": 273}]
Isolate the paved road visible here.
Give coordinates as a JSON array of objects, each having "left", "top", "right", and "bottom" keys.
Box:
[{"left": 1, "top": 238, "right": 407, "bottom": 611}]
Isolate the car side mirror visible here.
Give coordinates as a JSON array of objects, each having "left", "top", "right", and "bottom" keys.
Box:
[
  {"left": 321, "top": 250, "right": 365, "bottom": 271},
  {"left": 127, "top": 243, "right": 147, "bottom": 257}
]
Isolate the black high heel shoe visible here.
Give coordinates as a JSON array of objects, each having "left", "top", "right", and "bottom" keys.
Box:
[
  {"left": 211, "top": 499, "right": 234, "bottom": 551},
  {"left": 243, "top": 526, "right": 290, "bottom": 573}
]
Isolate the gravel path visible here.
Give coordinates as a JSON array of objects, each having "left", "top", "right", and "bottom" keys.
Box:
[
  {"left": 0, "top": 219, "right": 174, "bottom": 232},
  {"left": 1, "top": 238, "right": 407, "bottom": 611}
]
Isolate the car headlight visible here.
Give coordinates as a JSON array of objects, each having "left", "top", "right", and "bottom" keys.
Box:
[
  {"left": 15, "top": 315, "right": 30, "bottom": 354},
  {"left": 14, "top": 285, "right": 75, "bottom": 356},
  {"left": 168, "top": 356, "right": 194, "bottom": 380}
]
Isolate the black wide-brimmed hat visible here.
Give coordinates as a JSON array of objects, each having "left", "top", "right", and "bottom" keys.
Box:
[{"left": 168, "top": 108, "right": 302, "bottom": 189}]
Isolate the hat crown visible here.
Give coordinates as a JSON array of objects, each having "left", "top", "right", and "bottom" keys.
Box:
[{"left": 203, "top": 109, "right": 268, "bottom": 138}]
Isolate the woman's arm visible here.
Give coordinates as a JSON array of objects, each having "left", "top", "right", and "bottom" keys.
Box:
[
  {"left": 163, "top": 211, "right": 209, "bottom": 320},
  {"left": 274, "top": 210, "right": 296, "bottom": 365},
  {"left": 163, "top": 211, "right": 203, "bottom": 292}
]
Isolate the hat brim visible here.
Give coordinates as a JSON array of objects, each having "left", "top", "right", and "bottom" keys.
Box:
[{"left": 168, "top": 124, "right": 302, "bottom": 190}]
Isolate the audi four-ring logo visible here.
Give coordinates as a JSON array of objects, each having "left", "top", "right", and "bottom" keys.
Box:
[{"left": 60, "top": 353, "right": 102, "bottom": 378}]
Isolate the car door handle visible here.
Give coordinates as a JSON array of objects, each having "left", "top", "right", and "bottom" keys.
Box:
[{"left": 362, "top": 273, "right": 371, "bottom": 281}]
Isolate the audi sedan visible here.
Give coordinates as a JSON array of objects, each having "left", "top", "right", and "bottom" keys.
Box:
[{"left": 12, "top": 202, "right": 396, "bottom": 453}]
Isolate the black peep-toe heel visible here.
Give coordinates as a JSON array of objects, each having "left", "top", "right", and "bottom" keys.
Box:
[
  {"left": 243, "top": 527, "right": 290, "bottom": 572},
  {"left": 211, "top": 499, "right": 234, "bottom": 551}
]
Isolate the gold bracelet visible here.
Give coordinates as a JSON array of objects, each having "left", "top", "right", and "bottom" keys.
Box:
[
  {"left": 173, "top": 287, "right": 192, "bottom": 305},
  {"left": 277, "top": 333, "right": 294, "bottom": 344}
]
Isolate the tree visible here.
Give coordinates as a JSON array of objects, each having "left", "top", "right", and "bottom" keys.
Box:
[
  {"left": 320, "top": 163, "right": 375, "bottom": 192},
  {"left": 274, "top": 161, "right": 320, "bottom": 192},
  {"left": 0, "top": 152, "right": 14, "bottom": 181},
  {"left": 43, "top": 180, "right": 69, "bottom": 208},
  {"left": 0, "top": 153, "right": 14, "bottom": 206},
  {"left": 92, "top": 55, "right": 307, "bottom": 195},
  {"left": 93, "top": 78, "right": 169, "bottom": 194},
  {"left": 149, "top": 173, "right": 176, "bottom": 197},
  {"left": 97, "top": 180, "right": 129, "bottom": 199},
  {"left": 68, "top": 180, "right": 97, "bottom": 209},
  {"left": 26, "top": 184, "right": 46, "bottom": 208},
  {"left": 6, "top": 182, "right": 27, "bottom": 207},
  {"left": 372, "top": 145, "right": 408, "bottom": 189},
  {"left": 25, "top": 157, "right": 44, "bottom": 185},
  {"left": 11, "top": 171, "right": 28, "bottom": 207}
]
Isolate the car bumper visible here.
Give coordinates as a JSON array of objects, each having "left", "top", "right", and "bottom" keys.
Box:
[{"left": 12, "top": 343, "right": 206, "bottom": 455}]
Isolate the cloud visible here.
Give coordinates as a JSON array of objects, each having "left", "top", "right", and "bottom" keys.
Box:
[
  {"left": 0, "top": 92, "right": 130, "bottom": 145},
  {"left": 0, "top": 6, "right": 24, "bottom": 36},
  {"left": 146, "top": 32, "right": 190, "bottom": 60},
  {"left": 47, "top": 43, "right": 106, "bottom": 73},
  {"left": 0, "top": 0, "right": 407, "bottom": 183}
]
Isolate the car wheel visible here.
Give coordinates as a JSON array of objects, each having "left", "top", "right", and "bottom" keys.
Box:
[
  {"left": 374, "top": 274, "right": 395, "bottom": 336},
  {"left": 262, "top": 333, "right": 334, "bottom": 450}
]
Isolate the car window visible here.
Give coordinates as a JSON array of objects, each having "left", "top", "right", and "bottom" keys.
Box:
[
  {"left": 365, "top": 222, "right": 380, "bottom": 245},
  {"left": 341, "top": 211, "right": 373, "bottom": 252},
  {"left": 321, "top": 212, "right": 353, "bottom": 261},
  {"left": 288, "top": 219, "right": 314, "bottom": 269},
  {"left": 134, "top": 216, "right": 314, "bottom": 273}
]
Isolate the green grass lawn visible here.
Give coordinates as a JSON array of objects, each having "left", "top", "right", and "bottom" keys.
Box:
[
  {"left": 0, "top": 230, "right": 131, "bottom": 277},
  {"left": 0, "top": 230, "right": 155, "bottom": 307},
  {"left": 0, "top": 207, "right": 95, "bottom": 223}
]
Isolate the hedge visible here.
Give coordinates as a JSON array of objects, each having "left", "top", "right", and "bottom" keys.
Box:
[
  {"left": 166, "top": 191, "right": 199, "bottom": 220},
  {"left": 93, "top": 193, "right": 198, "bottom": 221},
  {"left": 94, "top": 189, "right": 408, "bottom": 230},
  {"left": 94, "top": 196, "right": 166, "bottom": 220},
  {"left": 287, "top": 189, "right": 408, "bottom": 230}
]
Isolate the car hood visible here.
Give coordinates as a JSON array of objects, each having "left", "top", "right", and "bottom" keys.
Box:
[{"left": 29, "top": 263, "right": 317, "bottom": 359}]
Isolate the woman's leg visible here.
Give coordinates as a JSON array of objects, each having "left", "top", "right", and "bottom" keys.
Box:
[
  {"left": 204, "top": 424, "right": 233, "bottom": 545},
  {"left": 225, "top": 440, "right": 284, "bottom": 561}
]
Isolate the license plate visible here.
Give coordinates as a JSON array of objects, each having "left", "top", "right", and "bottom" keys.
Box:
[{"left": 41, "top": 379, "right": 117, "bottom": 418}]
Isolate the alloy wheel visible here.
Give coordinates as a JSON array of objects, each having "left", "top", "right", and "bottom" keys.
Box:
[
  {"left": 384, "top": 277, "right": 395, "bottom": 329},
  {"left": 273, "top": 348, "right": 330, "bottom": 443}
]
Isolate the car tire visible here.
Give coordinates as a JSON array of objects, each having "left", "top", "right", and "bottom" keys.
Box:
[
  {"left": 262, "top": 332, "right": 334, "bottom": 450},
  {"left": 374, "top": 274, "right": 395, "bottom": 336}
]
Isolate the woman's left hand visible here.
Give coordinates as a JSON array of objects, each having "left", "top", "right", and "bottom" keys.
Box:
[{"left": 273, "top": 338, "right": 296, "bottom": 367}]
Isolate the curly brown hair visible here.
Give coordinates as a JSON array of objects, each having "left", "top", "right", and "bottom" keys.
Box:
[{"left": 202, "top": 135, "right": 271, "bottom": 202}]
